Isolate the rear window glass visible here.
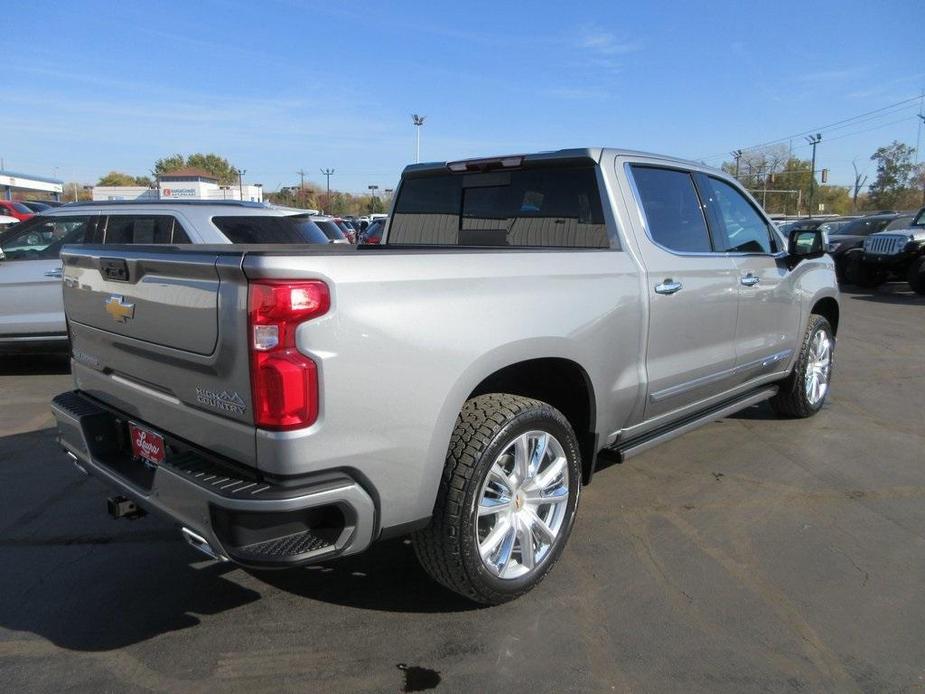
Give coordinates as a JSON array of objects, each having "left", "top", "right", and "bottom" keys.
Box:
[
  {"left": 630, "top": 166, "right": 712, "bottom": 253},
  {"left": 212, "top": 215, "right": 329, "bottom": 244},
  {"left": 314, "top": 220, "right": 346, "bottom": 240},
  {"left": 9, "top": 201, "right": 32, "bottom": 214},
  {"left": 104, "top": 215, "right": 191, "bottom": 244},
  {"left": 389, "top": 167, "right": 609, "bottom": 248}
]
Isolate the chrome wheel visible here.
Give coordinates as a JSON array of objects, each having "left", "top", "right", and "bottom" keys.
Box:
[
  {"left": 804, "top": 328, "right": 832, "bottom": 406},
  {"left": 475, "top": 430, "right": 570, "bottom": 580}
]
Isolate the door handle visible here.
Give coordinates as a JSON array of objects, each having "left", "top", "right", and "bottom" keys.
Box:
[
  {"left": 44, "top": 268, "right": 63, "bottom": 279},
  {"left": 654, "top": 279, "right": 683, "bottom": 295},
  {"left": 740, "top": 273, "right": 760, "bottom": 287}
]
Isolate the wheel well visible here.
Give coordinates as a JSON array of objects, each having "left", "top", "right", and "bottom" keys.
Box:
[
  {"left": 812, "top": 297, "right": 839, "bottom": 335},
  {"left": 468, "top": 358, "right": 598, "bottom": 483}
]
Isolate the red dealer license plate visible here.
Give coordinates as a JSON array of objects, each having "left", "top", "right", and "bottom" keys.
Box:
[{"left": 129, "top": 423, "right": 166, "bottom": 466}]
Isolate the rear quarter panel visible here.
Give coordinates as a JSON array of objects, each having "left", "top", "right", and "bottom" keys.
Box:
[{"left": 245, "top": 249, "right": 644, "bottom": 529}]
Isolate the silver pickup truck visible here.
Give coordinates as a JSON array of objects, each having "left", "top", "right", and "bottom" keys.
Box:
[{"left": 51, "top": 148, "right": 839, "bottom": 604}]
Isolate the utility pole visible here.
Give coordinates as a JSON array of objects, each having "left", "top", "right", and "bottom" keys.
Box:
[
  {"left": 320, "top": 168, "right": 334, "bottom": 198},
  {"left": 915, "top": 90, "right": 924, "bottom": 164},
  {"left": 236, "top": 168, "right": 246, "bottom": 201},
  {"left": 806, "top": 134, "right": 822, "bottom": 218},
  {"left": 296, "top": 168, "right": 307, "bottom": 204},
  {"left": 731, "top": 150, "right": 743, "bottom": 179},
  {"left": 412, "top": 114, "right": 426, "bottom": 163}
]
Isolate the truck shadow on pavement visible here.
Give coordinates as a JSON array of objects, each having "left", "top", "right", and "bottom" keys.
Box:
[
  {"left": 0, "top": 427, "right": 477, "bottom": 653},
  {"left": 0, "top": 353, "right": 70, "bottom": 376},
  {"left": 247, "top": 538, "right": 481, "bottom": 614},
  {"left": 843, "top": 283, "right": 925, "bottom": 305}
]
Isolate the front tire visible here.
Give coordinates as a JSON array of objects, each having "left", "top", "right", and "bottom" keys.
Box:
[
  {"left": 770, "top": 314, "right": 834, "bottom": 418},
  {"left": 907, "top": 257, "right": 925, "bottom": 295},
  {"left": 413, "top": 394, "right": 581, "bottom": 605}
]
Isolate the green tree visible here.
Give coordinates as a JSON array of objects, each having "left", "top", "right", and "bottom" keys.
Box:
[
  {"left": 152, "top": 154, "right": 185, "bottom": 177},
  {"left": 868, "top": 141, "right": 918, "bottom": 210},
  {"left": 97, "top": 171, "right": 137, "bottom": 186},
  {"left": 152, "top": 153, "right": 240, "bottom": 186}
]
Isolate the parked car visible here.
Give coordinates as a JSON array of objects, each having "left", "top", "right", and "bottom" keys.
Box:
[
  {"left": 0, "top": 200, "right": 332, "bottom": 353},
  {"left": 310, "top": 215, "right": 350, "bottom": 244},
  {"left": 50, "top": 148, "right": 838, "bottom": 604},
  {"left": 358, "top": 217, "right": 385, "bottom": 244},
  {"left": 0, "top": 214, "right": 20, "bottom": 230},
  {"left": 20, "top": 201, "right": 53, "bottom": 213},
  {"left": 777, "top": 217, "right": 840, "bottom": 235},
  {"left": 0, "top": 200, "right": 36, "bottom": 222},
  {"left": 853, "top": 207, "right": 925, "bottom": 294},
  {"left": 333, "top": 218, "right": 357, "bottom": 243},
  {"left": 827, "top": 213, "right": 901, "bottom": 280}
]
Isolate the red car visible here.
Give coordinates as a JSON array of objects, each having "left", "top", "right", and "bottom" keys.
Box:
[
  {"left": 0, "top": 200, "right": 35, "bottom": 222},
  {"left": 333, "top": 217, "right": 356, "bottom": 243}
]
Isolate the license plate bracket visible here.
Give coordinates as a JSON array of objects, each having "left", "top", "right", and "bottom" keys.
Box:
[{"left": 129, "top": 422, "right": 166, "bottom": 467}]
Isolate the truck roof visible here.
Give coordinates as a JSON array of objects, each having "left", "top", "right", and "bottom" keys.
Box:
[{"left": 403, "top": 147, "right": 716, "bottom": 178}]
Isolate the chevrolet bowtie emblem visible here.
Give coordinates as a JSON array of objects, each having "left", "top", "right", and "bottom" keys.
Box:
[{"left": 105, "top": 295, "right": 135, "bottom": 323}]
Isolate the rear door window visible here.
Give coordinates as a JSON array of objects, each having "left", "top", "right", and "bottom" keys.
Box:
[
  {"left": 389, "top": 166, "right": 609, "bottom": 248},
  {"left": 630, "top": 166, "right": 712, "bottom": 253},
  {"left": 103, "top": 215, "right": 191, "bottom": 244},
  {"left": 212, "top": 215, "right": 330, "bottom": 243}
]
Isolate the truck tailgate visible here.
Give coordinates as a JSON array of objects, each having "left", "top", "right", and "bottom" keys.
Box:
[{"left": 61, "top": 245, "right": 258, "bottom": 465}]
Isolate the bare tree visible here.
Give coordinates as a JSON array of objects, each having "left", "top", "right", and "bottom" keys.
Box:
[{"left": 851, "top": 160, "right": 868, "bottom": 213}]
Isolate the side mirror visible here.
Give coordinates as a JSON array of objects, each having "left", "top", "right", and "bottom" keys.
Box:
[{"left": 787, "top": 229, "right": 825, "bottom": 268}]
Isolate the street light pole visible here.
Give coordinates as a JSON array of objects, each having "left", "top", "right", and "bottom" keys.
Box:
[
  {"left": 806, "top": 134, "right": 822, "bottom": 218},
  {"left": 236, "top": 168, "right": 246, "bottom": 201},
  {"left": 321, "top": 168, "right": 334, "bottom": 198},
  {"left": 412, "top": 114, "right": 426, "bottom": 163}
]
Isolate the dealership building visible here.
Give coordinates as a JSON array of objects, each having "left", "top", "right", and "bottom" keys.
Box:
[
  {"left": 92, "top": 168, "right": 262, "bottom": 203},
  {"left": 1, "top": 169, "right": 64, "bottom": 201}
]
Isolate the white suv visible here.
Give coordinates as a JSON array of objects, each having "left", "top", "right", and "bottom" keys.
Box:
[{"left": 0, "top": 200, "right": 331, "bottom": 352}]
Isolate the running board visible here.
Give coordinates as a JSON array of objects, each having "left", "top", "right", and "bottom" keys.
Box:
[{"left": 612, "top": 386, "right": 778, "bottom": 461}]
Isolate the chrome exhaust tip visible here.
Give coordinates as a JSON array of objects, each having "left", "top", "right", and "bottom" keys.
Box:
[{"left": 181, "top": 527, "right": 227, "bottom": 562}]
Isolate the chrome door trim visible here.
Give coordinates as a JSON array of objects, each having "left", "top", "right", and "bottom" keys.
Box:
[{"left": 648, "top": 348, "right": 793, "bottom": 403}]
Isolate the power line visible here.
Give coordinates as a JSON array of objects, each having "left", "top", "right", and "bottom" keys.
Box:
[{"left": 697, "top": 94, "right": 923, "bottom": 161}]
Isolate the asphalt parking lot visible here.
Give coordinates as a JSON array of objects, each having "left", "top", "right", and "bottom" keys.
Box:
[{"left": 1, "top": 286, "right": 923, "bottom": 693}]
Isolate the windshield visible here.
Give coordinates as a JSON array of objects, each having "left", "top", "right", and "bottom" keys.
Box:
[
  {"left": 884, "top": 216, "right": 914, "bottom": 231},
  {"left": 830, "top": 216, "right": 894, "bottom": 236},
  {"left": 913, "top": 209, "right": 925, "bottom": 226},
  {"left": 0, "top": 215, "right": 93, "bottom": 259},
  {"left": 212, "top": 215, "right": 329, "bottom": 243}
]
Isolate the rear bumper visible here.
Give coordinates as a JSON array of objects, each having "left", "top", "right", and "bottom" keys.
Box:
[{"left": 51, "top": 390, "right": 377, "bottom": 568}]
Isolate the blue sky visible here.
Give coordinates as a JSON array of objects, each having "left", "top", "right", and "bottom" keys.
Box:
[{"left": 2, "top": 0, "right": 923, "bottom": 194}]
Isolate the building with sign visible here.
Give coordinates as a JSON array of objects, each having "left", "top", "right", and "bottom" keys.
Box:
[
  {"left": 92, "top": 167, "right": 262, "bottom": 202},
  {"left": 1, "top": 169, "right": 64, "bottom": 201}
]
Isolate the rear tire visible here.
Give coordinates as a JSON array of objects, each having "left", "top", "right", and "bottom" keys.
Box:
[
  {"left": 770, "top": 314, "right": 834, "bottom": 418},
  {"left": 907, "top": 257, "right": 925, "bottom": 295},
  {"left": 413, "top": 394, "right": 581, "bottom": 605}
]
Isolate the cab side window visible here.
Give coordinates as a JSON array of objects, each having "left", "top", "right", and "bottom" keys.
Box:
[
  {"left": 703, "top": 177, "right": 776, "bottom": 254},
  {"left": 630, "top": 166, "right": 712, "bottom": 253},
  {"left": 102, "top": 216, "right": 192, "bottom": 244}
]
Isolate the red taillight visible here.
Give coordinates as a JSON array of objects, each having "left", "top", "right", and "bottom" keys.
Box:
[{"left": 248, "top": 280, "right": 330, "bottom": 430}]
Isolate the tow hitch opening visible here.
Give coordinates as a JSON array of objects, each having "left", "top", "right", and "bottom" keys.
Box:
[{"left": 107, "top": 495, "right": 146, "bottom": 520}]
